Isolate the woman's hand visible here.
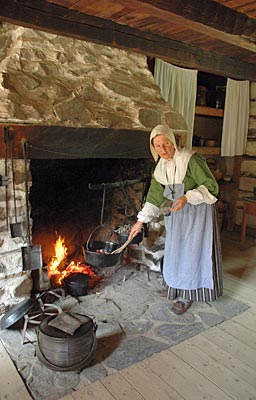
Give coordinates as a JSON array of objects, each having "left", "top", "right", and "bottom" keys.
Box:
[
  {"left": 128, "top": 221, "right": 143, "bottom": 240},
  {"left": 170, "top": 195, "right": 187, "bottom": 212}
]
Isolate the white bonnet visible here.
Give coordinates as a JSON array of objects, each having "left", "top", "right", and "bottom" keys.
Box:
[{"left": 149, "top": 124, "right": 178, "bottom": 161}]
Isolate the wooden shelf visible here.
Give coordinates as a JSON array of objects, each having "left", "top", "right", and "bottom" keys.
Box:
[
  {"left": 219, "top": 180, "right": 236, "bottom": 187},
  {"left": 195, "top": 106, "right": 224, "bottom": 117},
  {"left": 193, "top": 146, "right": 220, "bottom": 155}
]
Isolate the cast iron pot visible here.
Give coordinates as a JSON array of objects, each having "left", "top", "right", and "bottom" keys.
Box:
[
  {"left": 114, "top": 224, "right": 144, "bottom": 245},
  {"left": 82, "top": 240, "right": 122, "bottom": 268},
  {"left": 64, "top": 273, "right": 90, "bottom": 296},
  {"left": 116, "top": 230, "right": 143, "bottom": 245},
  {"left": 36, "top": 314, "right": 97, "bottom": 371}
]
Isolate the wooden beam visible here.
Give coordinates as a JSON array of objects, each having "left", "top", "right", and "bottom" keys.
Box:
[
  {"left": 0, "top": 125, "right": 152, "bottom": 159},
  {"left": 105, "top": 0, "right": 256, "bottom": 51},
  {"left": 0, "top": 0, "right": 255, "bottom": 80}
]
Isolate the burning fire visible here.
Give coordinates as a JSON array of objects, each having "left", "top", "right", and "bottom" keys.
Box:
[{"left": 47, "top": 235, "right": 95, "bottom": 286}]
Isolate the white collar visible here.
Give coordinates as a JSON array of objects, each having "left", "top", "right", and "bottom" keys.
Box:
[{"left": 153, "top": 148, "right": 194, "bottom": 185}]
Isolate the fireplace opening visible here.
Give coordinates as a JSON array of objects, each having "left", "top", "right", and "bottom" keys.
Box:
[{"left": 29, "top": 158, "right": 153, "bottom": 269}]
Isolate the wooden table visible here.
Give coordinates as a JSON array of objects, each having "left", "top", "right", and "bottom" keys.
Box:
[{"left": 241, "top": 197, "right": 256, "bottom": 246}]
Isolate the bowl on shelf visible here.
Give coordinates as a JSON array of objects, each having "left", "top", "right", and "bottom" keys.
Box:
[
  {"left": 223, "top": 175, "right": 232, "bottom": 183},
  {"left": 204, "top": 139, "right": 217, "bottom": 147}
]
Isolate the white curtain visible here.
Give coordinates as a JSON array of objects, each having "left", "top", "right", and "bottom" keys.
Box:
[
  {"left": 154, "top": 59, "right": 197, "bottom": 149},
  {"left": 221, "top": 78, "right": 250, "bottom": 156}
]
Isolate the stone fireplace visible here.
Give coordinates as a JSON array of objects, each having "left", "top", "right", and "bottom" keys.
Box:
[{"left": 0, "top": 22, "right": 187, "bottom": 312}]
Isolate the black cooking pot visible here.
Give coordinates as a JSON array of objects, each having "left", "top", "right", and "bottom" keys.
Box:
[
  {"left": 116, "top": 230, "right": 143, "bottom": 245},
  {"left": 64, "top": 273, "right": 90, "bottom": 296},
  {"left": 117, "top": 231, "right": 143, "bottom": 245},
  {"left": 114, "top": 224, "right": 144, "bottom": 245},
  {"left": 83, "top": 240, "right": 122, "bottom": 268}
]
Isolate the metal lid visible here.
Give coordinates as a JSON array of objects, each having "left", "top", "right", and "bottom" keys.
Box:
[{"left": 0, "top": 298, "right": 37, "bottom": 330}]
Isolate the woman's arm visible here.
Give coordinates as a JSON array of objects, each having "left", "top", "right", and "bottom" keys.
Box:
[
  {"left": 184, "top": 153, "right": 219, "bottom": 205},
  {"left": 129, "top": 178, "right": 165, "bottom": 239}
]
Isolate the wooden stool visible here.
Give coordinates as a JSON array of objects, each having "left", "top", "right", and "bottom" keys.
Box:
[{"left": 241, "top": 198, "right": 256, "bottom": 246}]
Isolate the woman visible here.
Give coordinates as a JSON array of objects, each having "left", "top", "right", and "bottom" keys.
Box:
[{"left": 129, "top": 124, "right": 222, "bottom": 314}]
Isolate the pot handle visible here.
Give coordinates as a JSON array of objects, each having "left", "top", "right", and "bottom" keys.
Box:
[{"left": 85, "top": 224, "right": 115, "bottom": 250}]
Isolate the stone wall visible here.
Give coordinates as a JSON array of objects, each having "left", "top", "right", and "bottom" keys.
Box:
[
  {"left": 0, "top": 158, "right": 32, "bottom": 313},
  {"left": 0, "top": 23, "right": 186, "bottom": 133}
]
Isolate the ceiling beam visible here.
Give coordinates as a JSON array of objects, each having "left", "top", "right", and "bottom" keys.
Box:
[
  {"left": 0, "top": 0, "right": 256, "bottom": 80},
  {"left": 104, "top": 0, "right": 256, "bottom": 52}
]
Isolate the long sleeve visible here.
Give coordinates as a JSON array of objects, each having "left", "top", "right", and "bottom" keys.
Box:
[
  {"left": 183, "top": 153, "right": 219, "bottom": 205},
  {"left": 137, "top": 202, "right": 160, "bottom": 223},
  {"left": 145, "top": 178, "right": 166, "bottom": 206},
  {"left": 137, "top": 178, "right": 165, "bottom": 223}
]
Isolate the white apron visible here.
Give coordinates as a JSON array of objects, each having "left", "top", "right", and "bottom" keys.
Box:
[{"left": 163, "top": 184, "right": 214, "bottom": 290}]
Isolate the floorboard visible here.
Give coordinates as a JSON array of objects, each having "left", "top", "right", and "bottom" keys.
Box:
[
  {"left": 218, "top": 318, "right": 256, "bottom": 349},
  {"left": 144, "top": 349, "right": 233, "bottom": 400},
  {"left": 189, "top": 333, "right": 256, "bottom": 389},
  {"left": 0, "top": 341, "right": 32, "bottom": 400},
  {"left": 202, "top": 326, "right": 256, "bottom": 370},
  {"left": 120, "top": 362, "right": 184, "bottom": 400},
  {"left": 171, "top": 338, "right": 256, "bottom": 400},
  {"left": 223, "top": 275, "right": 256, "bottom": 304},
  {"left": 101, "top": 373, "right": 147, "bottom": 400},
  {"left": 232, "top": 309, "right": 256, "bottom": 331},
  {"left": 72, "top": 381, "right": 116, "bottom": 400}
]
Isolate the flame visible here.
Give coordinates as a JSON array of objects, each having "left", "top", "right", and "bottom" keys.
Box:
[
  {"left": 60, "top": 261, "right": 95, "bottom": 282},
  {"left": 47, "top": 235, "right": 95, "bottom": 286},
  {"left": 47, "top": 236, "right": 68, "bottom": 277}
]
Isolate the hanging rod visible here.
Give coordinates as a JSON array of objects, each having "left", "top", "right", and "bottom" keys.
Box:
[{"left": 88, "top": 176, "right": 151, "bottom": 190}]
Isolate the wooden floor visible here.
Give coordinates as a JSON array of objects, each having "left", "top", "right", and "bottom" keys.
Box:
[
  {"left": 60, "top": 273, "right": 256, "bottom": 400},
  {"left": 1, "top": 233, "right": 256, "bottom": 400}
]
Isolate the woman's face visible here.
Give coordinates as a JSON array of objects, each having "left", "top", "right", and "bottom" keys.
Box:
[{"left": 152, "top": 134, "right": 175, "bottom": 159}]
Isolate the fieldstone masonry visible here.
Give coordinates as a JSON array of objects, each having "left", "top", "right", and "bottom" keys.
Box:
[
  {"left": 0, "top": 23, "right": 186, "bottom": 132},
  {"left": 0, "top": 158, "right": 32, "bottom": 313}
]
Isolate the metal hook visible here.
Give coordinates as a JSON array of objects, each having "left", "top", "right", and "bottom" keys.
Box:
[
  {"left": 123, "top": 180, "right": 134, "bottom": 217},
  {"left": 22, "top": 140, "right": 31, "bottom": 245},
  {"left": 4, "top": 127, "right": 9, "bottom": 231},
  {"left": 100, "top": 183, "right": 106, "bottom": 225}
]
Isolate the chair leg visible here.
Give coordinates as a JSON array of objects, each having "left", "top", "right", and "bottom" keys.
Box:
[{"left": 240, "top": 213, "right": 247, "bottom": 247}]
